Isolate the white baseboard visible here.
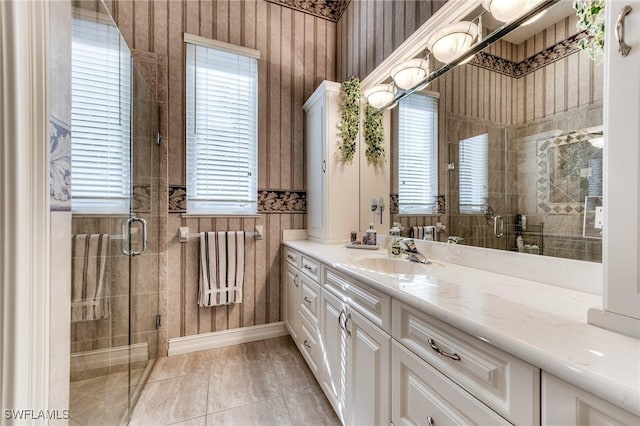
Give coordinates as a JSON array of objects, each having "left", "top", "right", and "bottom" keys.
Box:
[
  {"left": 71, "top": 343, "right": 148, "bottom": 373},
  {"left": 168, "top": 322, "right": 289, "bottom": 356}
]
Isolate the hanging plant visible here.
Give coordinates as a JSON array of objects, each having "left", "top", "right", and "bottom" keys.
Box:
[
  {"left": 573, "top": 0, "right": 605, "bottom": 62},
  {"left": 338, "top": 77, "right": 361, "bottom": 164},
  {"left": 364, "top": 104, "right": 386, "bottom": 167}
]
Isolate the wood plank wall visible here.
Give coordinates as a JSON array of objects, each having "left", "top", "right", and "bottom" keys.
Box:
[
  {"left": 105, "top": 0, "right": 337, "bottom": 341},
  {"left": 336, "top": 0, "right": 447, "bottom": 81}
]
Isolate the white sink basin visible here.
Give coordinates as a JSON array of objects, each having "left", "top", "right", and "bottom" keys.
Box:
[{"left": 353, "top": 257, "right": 437, "bottom": 275}]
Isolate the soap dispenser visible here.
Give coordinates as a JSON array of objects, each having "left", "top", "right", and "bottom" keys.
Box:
[
  {"left": 363, "top": 223, "right": 377, "bottom": 246},
  {"left": 388, "top": 223, "right": 402, "bottom": 258}
]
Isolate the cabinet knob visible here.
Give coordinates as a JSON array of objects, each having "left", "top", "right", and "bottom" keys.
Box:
[{"left": 303, "top": 296, "right": 312, "bottom": 304}]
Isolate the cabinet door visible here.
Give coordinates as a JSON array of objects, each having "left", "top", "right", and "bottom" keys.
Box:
[
  {"left": 542, "top": 373, "right": 640, "bottom": 426},
  {"left": 284, "top": 265, "right": 300, "bottom": 343},
  {"left": 346, "top": 308, "right": 390, "bottom": 426},
  {"left": 319, "top": 288, "right": 348, "bottom": 424}
]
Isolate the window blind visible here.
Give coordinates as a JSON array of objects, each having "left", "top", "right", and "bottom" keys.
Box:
[
  {"left": 71, "top": 17, "right": 131, "bottom": 214},
  {"left": 186, "top": 41, "right": 258, "bottom": 215},
  {"left": 398, "top": 93, "right": 439, "bottom": 214},
  {"left": 459, "top": 134, "right": 489, "bottom": 214}
]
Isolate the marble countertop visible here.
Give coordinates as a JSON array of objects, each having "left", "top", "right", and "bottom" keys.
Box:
[{"left": 283, "top": 240, "right": 640, "bottom": 417}]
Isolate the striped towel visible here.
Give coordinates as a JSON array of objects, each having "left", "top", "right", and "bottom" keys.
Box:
[
  {"left": 411, "top": 226, "right": 436, "bottom": 241},
  {"left": 71, "top": 234, "right": 110, "bottom": 322},
  {"left": 199, "top": 231, "right": 245, "bottom": 307}
]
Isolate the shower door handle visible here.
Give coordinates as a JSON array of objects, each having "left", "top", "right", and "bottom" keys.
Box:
[
  {"left": 123, "top": 217, "right": 148, "bottom": 257},
  {"left": 493, "top": 215, "right": 504, "bottom": 238}
]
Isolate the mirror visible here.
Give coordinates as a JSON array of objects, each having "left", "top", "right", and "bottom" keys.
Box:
[{"left": 363, "top": 0, "right": 603, "bottom": 263}]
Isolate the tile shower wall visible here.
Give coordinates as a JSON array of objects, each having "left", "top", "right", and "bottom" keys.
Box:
[{"left": 104, "top": 0, "right": 336, "bottom": 342}]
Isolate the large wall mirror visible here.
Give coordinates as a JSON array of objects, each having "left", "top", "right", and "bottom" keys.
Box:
[{"left": 363, "top": 0, "right": 603, "bottom": 263}]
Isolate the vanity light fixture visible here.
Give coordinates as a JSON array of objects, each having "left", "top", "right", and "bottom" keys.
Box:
[
  {"left": 363, "top": 83, "right": 396, "bottom": 109},
  {"left": 482, "top": 0, "right": 530, "bottom": 23},
  {"left": 390, "top": 57, "right": 429, "bottom": 90},
  {"left": 426, "top": 21, "right": 479, "bottom": 64}
]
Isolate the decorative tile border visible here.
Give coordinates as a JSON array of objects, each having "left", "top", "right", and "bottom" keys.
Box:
[
  {"left": 258, "top": 190, "right": 306, "bottom": 213},
  {"left": 133, "top": 184, "right": 151, "bottom": 213},
  {"left": 49, "top": 116, "right": 71, "bottom": 211},
  {"left": 471, "top": 32, "right": 587, "bottom": 79},
  {"left": 168, "top": 185, "right": 186, "bottom": 213},
  {"left": 169, "top": 187, "right": 307, "bottom": 214},
  {"left": 389, "top": 194, "right": 445, "bottom": 215},
  {"left": 265, "top": 0, "right": 350, "bottom": 22}
]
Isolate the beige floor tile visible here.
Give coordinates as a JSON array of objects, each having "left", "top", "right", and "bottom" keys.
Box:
[
  {"left": 284, "top": 385, "right": 341, "bottom": 426},
  {"left": 207, "top": 340, "right": 269, "bottom": 368},
  {"left": 147, "top": 350, "right": 215, "bottom": 382},
  {"left": 129, "top": 374, "right": 208, "bottom": 425},
  {"left": 207, "top": 360, "right": 281, "bottom": 414},
  {"left": 70, "top": 388, "right": 129, "bottom": 426},
  {"left": 169, "top": 415, "right": 207, "bottom": 426},
  {"left": 269, "top": 342, "right": 317, "bottom": 394},
  {"left": 205, "top": 397, "right": 292, "bottom": 426}
]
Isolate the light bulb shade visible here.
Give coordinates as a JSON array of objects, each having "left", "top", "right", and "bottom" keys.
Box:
[
  {"left": 482, "top": 0, "right": 530, "bottom": 22},
  {"left": 363, "top": 84, "right": 395, "bottom": 108},
  {"left": 390, "top": 58, "right": 429, "bottom": 90},
  {"left": 426, "top": 21, "right": 479, "bottom": 64}
]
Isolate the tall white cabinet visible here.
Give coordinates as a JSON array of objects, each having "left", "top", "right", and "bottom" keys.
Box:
[{"left": 303, "top": 81, "right": 359, "bottom": 244}]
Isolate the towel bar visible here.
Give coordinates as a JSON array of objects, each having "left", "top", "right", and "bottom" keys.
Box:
[{"left": 178, "top": 225, "right": 263, "bottom": 243}]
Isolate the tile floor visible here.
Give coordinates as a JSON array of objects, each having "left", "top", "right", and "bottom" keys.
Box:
[{"left": 128, "top": 336, "right": 340, "bottom": 425}]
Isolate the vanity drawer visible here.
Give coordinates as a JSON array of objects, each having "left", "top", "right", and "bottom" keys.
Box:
[
  {"left": 299, "top": 275, "right": 320, "bottom": 329},
  {"left": 322, "top": 266, "right": 391, "bottom": 334},
  {"left": 300, "top": 254, "right": 320, "bottom": 282},
  {"left": 392, "top": 341, "right": 510, "bottom": 426},
  {"left": 284, "top": 247, "right": 300, "bottom": 268},
  {"left": 298, "top": 314, "right": 320, "bottom": 379},
  {"left": 392, "top": 300, "right": 540, "bottom": 426}
]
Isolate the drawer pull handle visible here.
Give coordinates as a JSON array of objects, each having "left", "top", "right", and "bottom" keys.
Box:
[
  {"left": 427, "top": 416, "right": 435, "bottom": 426},
  {"left": 345, "top": 313, "right": 352, "bottom": 336},
  {"left": 303, "top": 340, "right": 311, "bottom": 348},
  {"left": 338, "top": 310, "right": 346, "bottom": 330},
  {"left": 293, "top": 274, "right": 299, "bottom": 287},
  {"left": 428, "top": 338, "right": 461, "bottom": 361},
  {"left": 304, "top": 296, "right": 312, "bottom": 304},
  {"left": 287, "top": 253, "right": 296, "bottom": 260},
  {"left": 303, "top": 264, "right": 316, "bottom": 272}
]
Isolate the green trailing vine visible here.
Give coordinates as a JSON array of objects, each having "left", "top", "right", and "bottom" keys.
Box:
[
  {"left": 338, "top": 77, "right": 361, "bottom": 164},
  {"left": 574, "top": 0, "right": 605, "bottom": 62},
  {"left": 364, "top": 104, "right": 386, "bottom": 167}
]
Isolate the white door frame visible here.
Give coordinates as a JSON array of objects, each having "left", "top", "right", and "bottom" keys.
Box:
[{"left": 0, "top": 0, "right": 51, "bottom": 422}]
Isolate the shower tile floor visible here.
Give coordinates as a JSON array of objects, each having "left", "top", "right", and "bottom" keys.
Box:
[{"left": 71, "top": 336, "right": 340, "bottom": 426}]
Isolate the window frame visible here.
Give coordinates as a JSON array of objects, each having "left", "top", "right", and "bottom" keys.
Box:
[
  {"left": 397, "top": 91, "right": 440, "bottom": 216},
  {"left": 184, "top": 33, "right": 260, "bottom": 216}
]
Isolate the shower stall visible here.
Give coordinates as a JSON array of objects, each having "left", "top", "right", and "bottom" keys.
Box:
[{"left": 68, "top": 1, "right": 161, "bottom": 424}]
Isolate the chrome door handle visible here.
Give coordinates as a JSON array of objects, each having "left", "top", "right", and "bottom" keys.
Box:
[
  {"left": 303, "top": 296, "right": 312, "bottom": 304},
  {"left": 303, "top": 263, "right": 315, "bottom": 272},
  {"left": 427, "top": 416, "right": 435, "bottom": 426},
  {"left": 616, "top": 5, "right": 633, "bottom": 57},
  {"left": 124, "top": 217, "right": 148, "bottom": 257},
  {"left": 428, "top": 338, "right": 461, "bottom": 361},
  {"left": 287, "top": 253, "right": 296, "bottom": 261},
  {"left": 293, "top": 274, "right": 299, "bottom": 287},
  {"left": 338, "top": 309, "right": 346, "bottom": 330},
  {"left": 345, "top": 312, "right": 352, "bottom": 336},
  {"left": 322, "top": 160, "right": 326, "bottom": 173},
  {"left": 493, "top": 215, "right": 504, "bottom": 238},
  {"left": 303, "top": 340, "right": 311, "bottom": 348}
]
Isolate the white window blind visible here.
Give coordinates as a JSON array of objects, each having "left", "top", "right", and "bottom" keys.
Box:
[
  {"left": 71, "top": 17, "right": 131, "bottom": 214},
  {"left": 186, "top": 40, "right": 258, "bottom": 215},
  {"left": 398, "top": 93, "right": 438, "bottom": 214},
  {"left": 459, "top": 133, "right": 489, "bottom": 214}
]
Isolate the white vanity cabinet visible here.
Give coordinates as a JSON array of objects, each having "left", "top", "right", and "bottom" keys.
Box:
[
  {"left": 283, "top": 264, "right": 300, "bottom": 343},
  {"left": 303, "top": 81, "right": 359, "bottom": 244},
  {"left": 542, "top": 373, "right": 640, "bottom": 426}
]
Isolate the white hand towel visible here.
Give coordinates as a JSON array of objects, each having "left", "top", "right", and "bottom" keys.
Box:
[
  {"left": 71, "top": 234, "right": 110, "bottom": 322},
  {"left": 423, "top": 226, "right": 436, "bottom": 241},
  {"left": 199, "top": 231, "right": 245, "bottom": 307}
]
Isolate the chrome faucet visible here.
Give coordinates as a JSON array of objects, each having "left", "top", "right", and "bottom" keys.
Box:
[
  {"left": 447, "top": 236, "right": 464, "bottom": 244},
  {"left": 400, "top": 239, "right": 431, "bottom": 264}
]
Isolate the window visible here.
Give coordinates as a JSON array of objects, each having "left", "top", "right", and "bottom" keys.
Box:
[
  {"left": 459, "top": 133, "right": 489, "bottom": 214},
  {"left": 185, "top": 34, "right": 259, "bottom": 215},
  {"left": 398, "top": 93, "right": 438, "bottom": 214},
  {"left": 71, "top": 16, "right": 131, "bottom": 214}
]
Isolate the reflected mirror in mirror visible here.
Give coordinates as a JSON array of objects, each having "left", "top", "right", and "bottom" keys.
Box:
[{"left": 385, "top": 1, "right": 603, "bottom": 263}]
